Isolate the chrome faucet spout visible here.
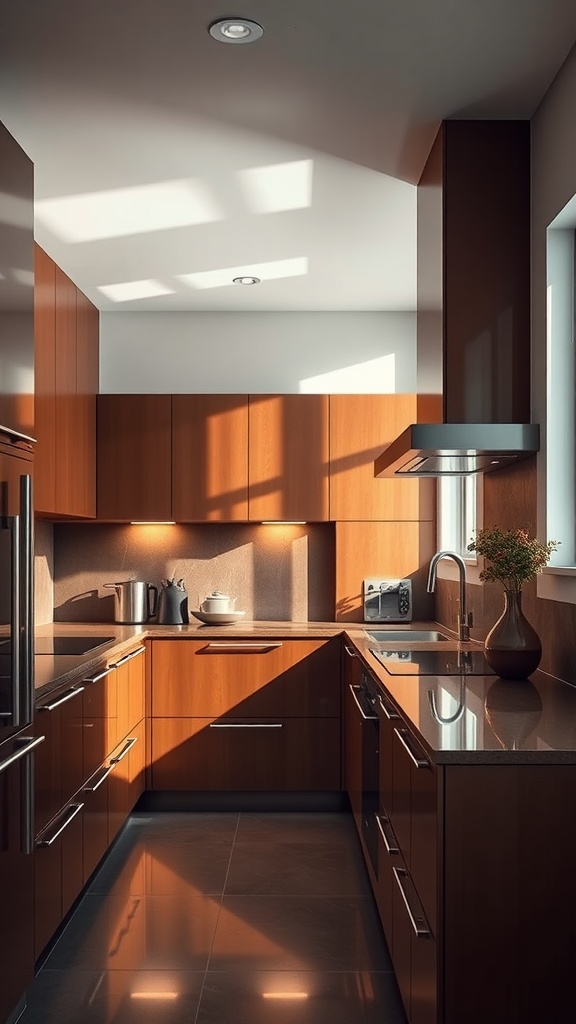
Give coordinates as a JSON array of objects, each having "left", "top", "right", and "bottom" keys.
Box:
[{"left": 427, "top": 549, "right": 472, "bottom": 642}]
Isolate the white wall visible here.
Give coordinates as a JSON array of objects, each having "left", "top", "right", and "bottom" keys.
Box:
[{"left": 99, "top": 310, "right": 417, "bottom": 394}]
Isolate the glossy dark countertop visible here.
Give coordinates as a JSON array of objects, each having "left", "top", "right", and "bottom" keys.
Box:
[{"left": 32, "top": 620, "right": 576, "bottom": 764}]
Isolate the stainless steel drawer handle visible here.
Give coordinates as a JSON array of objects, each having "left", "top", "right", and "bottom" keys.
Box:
[
  {"left": 0, "top": 734, "right": 45, "bottom": 776},
  {"left": 37, "top": 685, "right": 85, "bottom": 712},
  {"left": 111, "top": 647, "right": 146, "bottom": 668},
  {"left": 36, "top": 802, "right": 84, "bottom": 847},
  {"left": 393, "top": 727, "right": 430, "bottom": 769},
  {"left": 209, "top": 723, "right": 283, "bottom": 729},
  {"left": 82, "top": 666, "right": 115, "bottom": 685},
  {"left": 110, "top": 737, "right": 138, "bottom": 763},
  {"left": 392, "top": 867, "right": 431, "bottom": 938},
  {"left": 349, "top": 684, "right": 378, "bottom": 721},
  {"left": 376, "top": 813, "right": 400, "bottom": 855},
  {"left": 83, "top": 764, "right": 114, "bottom": 792},
  {"left": 344, "top": 645, "right": 357, "bottom": 657},
  {"left": 378, "top": 694, "right": 400, "bottom": 720},
  {"left": 203, "top": 642, "right": 283, "bottom": 652}
]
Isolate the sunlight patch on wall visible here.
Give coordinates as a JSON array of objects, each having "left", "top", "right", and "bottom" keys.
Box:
[
  {"left": 35, "top": 179, "right": 223, "bottom": 242},
  {"left": 237, "top": 159, "right": 313, "bottom": 213},
  {"left": 177, "top": 256, "right": 308, "bottom": 290},
  {"left": 97, "top": 279, "right": 175, "bottom": 302},
  {"left": 299, "top": 353, "right": 396, "bottom": 393}
]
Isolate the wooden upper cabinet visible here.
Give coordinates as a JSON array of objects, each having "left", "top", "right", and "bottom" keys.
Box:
[
  {"left": 33, "top": 244, "right": 98, "bottom": 517},
  {"left": 34, "top": 244, "right": 57, "bottom": 514},
  {"left": 172, "top": 394, "right": 248, "bottom": 521},
  {"left": 73, "top": 289, "right": 98, "bottom": 517},
  {"left": 329, "top": 394, "right": 434, "bottom": 521},
  {"left": 97, "top": 394, "right": 172, "bottom": 521},
  {"left": 248, "top": 394, "right": 329, "bottom": 521}
]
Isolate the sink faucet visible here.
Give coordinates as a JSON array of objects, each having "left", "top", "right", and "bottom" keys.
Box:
[{"left": 427, "top": 550, "right": 473, "bottom": 642}]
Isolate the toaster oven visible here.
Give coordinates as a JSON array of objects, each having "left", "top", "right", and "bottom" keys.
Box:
[{"left": 363, "top": 578, "right": 412, "bottom": 623}]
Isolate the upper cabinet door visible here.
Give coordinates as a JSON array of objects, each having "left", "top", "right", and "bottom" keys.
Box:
[
  {"left": 248, "top": 395, "right": 329, "bottom": 522},
  {"left": 172, "top": 395, "right": 249, "bottom": 521},
  {"left": 330, "top": 394, "right": 434, "bottom": 521},
  {"left": 74, "top": 290, "right": 98, "bottom": 518},
  {"left": 34, "top": 245, "right": 57, "bottom": 514},
  {"left": 97, "top": 394, "right": 172, "bottom": 521}
]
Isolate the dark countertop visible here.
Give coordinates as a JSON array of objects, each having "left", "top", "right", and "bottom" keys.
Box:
[{"left": 33, "top": 620, "right": 576, "bottom": 764}]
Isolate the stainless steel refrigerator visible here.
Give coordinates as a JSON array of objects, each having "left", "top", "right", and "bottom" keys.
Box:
[{"left": 0, "top": 119, "right": 41, "bottom": 1024}]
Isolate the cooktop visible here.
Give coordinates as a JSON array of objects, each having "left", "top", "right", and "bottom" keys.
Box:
[
  {"left": 35, "top": 636, "right": 115, "bottom": 656},
  {"left": 370, "top": 648, "right": 496, "bottom": 676}
]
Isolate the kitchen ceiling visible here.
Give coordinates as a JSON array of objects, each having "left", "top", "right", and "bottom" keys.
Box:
[{"left": 1, "top": 0, "right": 575, "bottom": 313}]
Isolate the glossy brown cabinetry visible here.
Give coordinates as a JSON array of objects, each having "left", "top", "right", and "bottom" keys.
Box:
[
  {"left": 33, "top": 645, "right": 146, "bottom": 961},
  {"left": 342, "top": 644, "right": 363, "bottom": 832},
  {"left": 149, "top": 638, "right": 341, "bottom": 791},
  {"left": 172, "top": 394, "right": 249, "bottom": 521},
  {"left": 97, "top": 394, "right": 172, "bottom": 521},
  {"left": 34, "top": 244, "right": 99, "bottom": 517},
  {"left": 248, "top": 395, "right": 329, "bottom": 521}
]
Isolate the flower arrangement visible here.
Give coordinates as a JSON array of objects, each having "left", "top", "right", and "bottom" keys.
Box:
[{"left": 467, "top": 527, "right": 559, "bottom": 592}]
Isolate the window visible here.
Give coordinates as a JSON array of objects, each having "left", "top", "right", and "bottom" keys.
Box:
[{"left": 436, "top": 474, "right": 483, "bottom": 583}]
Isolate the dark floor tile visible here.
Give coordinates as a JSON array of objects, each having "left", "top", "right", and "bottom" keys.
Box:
[
  {"left": 129, "top": 810, "right": 240, "bottom": 843},
  {"left": 197, "top": 970, "right": 407, "bottom": 1024},
  {"left": 235, "top": 812, "right": 360, "bottom": 846},
  {"left": 225, "top": 840, "right": 372, "bottom": 896},
  {"left": 210, "top": 895, "right": 392, "bottom": 972},
  {"left": 89, "top": 840, "right": 233, "bottom": 896},
  {"left": 19, "top": 969, "right": 205, "bottom": 1024},
  {"left": 43, "top": 892, "right": 221, "bottom": 972}
]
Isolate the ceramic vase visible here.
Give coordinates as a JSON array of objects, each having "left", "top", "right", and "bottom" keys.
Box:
[{"left": 484, "top": 588, "right": 541, "bottom": 680}]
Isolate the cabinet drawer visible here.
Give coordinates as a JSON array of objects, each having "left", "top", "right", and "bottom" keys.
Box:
[
  {"left": 151, "top": 639, "right": 341, "bottom": 717},
  {"left": 82, "top": 665, "right": 118, "bottom": 779},
  {"left": 392, "top": 865, "right": 437, "bottom": 1024},
  {"left": 108, "top": 721, "right": 145, "bottom": 844},
  {"left": 151, "top": 717, "right": 341, "bottom": 791},
  {"left": 35, "top": 683, "right": 84, "bottom": 833},
  {"left": 390, "top": 724, "right": 438, "bottom": 932}
]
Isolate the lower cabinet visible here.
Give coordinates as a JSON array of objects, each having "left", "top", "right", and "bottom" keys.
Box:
[
  {"left": 34, "top": 645, "right": 146, "bottom": 961},
  {"left": 149, "top": 638, "right": 342, "bottom": 792}
]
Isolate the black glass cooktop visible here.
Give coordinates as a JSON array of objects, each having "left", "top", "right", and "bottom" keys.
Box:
[
  {"left": 370, "top": 648, "right": 496, "bottom": 676},
  {"left": 35, "top": 636, "right": 115, "bottom": 656}
]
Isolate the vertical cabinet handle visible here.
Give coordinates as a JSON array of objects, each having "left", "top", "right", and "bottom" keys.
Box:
[
  {"left": 109, "top": 737, "right": 138, "bottom": 763},
  {"left": 349, "top": 684, "right": 378, "bottom": 722},
  {"left": 393, "top": 727, "right": 431, "bottom": 769},
  {"left": 392, "top": 867, "right": 431, "bottom": 938},
  {"left": 376, "top": 813, "right": 400, "bottom": 855}
]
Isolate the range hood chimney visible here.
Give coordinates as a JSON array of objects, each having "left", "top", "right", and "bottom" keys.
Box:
[{"left": 375, "top": 120, "right": 539, "bottom": 479}]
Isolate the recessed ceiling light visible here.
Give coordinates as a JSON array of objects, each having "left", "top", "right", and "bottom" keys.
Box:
[
  {"left": 208, "top": 18, "right": 264, "bottom": 43},
  {"left": 233, "top": 276, "right": 260, "bottom": 285}
]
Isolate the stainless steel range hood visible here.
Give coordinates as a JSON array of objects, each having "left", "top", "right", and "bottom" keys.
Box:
[{"left": 374, "top": 422, "right": 540, "bottom": 477}]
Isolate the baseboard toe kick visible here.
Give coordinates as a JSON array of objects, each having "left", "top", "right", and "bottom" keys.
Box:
[{"left": 135, "top": 790, "right": 347, "bottom": 813}]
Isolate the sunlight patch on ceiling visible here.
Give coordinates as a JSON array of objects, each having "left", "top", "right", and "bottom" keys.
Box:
[
  {"left": 299, "top": 353, "right": 396, "bottom": 393},
  {"left": 237, "top": 159, "right": 313, "bottom": 213},
  {"left": 97, "top": 279, "right": 175, "bottom": 302},
  {"left": 177, "top": 256, "right": 308, "bottom": 290},
  {"left": 35, "top": 179, "right": 223, "bottom": 242}
]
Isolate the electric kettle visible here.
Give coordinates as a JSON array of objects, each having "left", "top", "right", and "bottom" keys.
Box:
[
  {"left": 104, "top": 580, "right": 158, "bottom": 624},
  {"left": 158, "top": 578, "right": 189, "bottom": 624}
]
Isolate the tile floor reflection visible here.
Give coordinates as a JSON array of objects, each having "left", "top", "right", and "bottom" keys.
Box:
[{"left": 20, "top": 812, "right": 408, "bottom": 1023}]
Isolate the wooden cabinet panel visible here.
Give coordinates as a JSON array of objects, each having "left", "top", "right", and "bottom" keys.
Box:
[
  {"left": 33, "top": 244, "right": 56, "bottom": 513},
  {"left": 342, "top": 644, "right": 363, "bottom": 830},
  {"left": 75, "top": 288, "right": 98, "bottom": 517},
  {"left": 34, "top": 800, "right": 84, "bottom": 960},
  {"left": 151, "top": 639, "right": 341, "bottom": 718},
  {"left": 108, "top": 720, "right": 145, "bottom": 844},
  {"left": 82, "top": 667, "right": 118, "bottom": 780},
  {"left": 172, "top": 394, "right": 249, "bottom": 521},
  {"left": 248, "top": 395, "right": 329, "bottom": 521},
  {"left": 116, "top": 647, "right": 146, "bottom": 743},
  {"left": 97, "top": 394, "right": 172, "bottom": 520},
  {"left": 330, "top": 394, "right": 435, "bottom": 521},
  {"left": 35, "top": 683, "right": 84, "bottom": 834},
  {"left": 151, "top": 716, "right": 341, "bottom": 791},
  {"left": 34, "top": 244, "right": 98, "bottom": 517},
  {"left": 335, "top": 520, "right": 436, "bottom": 622}
]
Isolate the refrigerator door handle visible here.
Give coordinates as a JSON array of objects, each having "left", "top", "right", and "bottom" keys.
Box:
[
  {"left": 9, "top": 513, "right": 21, "bottom": 727},
  {"left": 19, "top": 474, "right": 33, "bottom": 727},
  {"left": 0, "top": 734, "right": 44, "bottom": 855}
]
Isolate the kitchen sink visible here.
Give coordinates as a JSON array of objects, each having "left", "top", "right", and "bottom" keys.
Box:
[{"left": 364, "top": 629, "right": 452, "bottom": 642}]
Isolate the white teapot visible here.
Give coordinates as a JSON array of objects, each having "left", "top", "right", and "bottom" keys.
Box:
[{"left": 201, "top": 590, "right": 237, "bottom": 614}]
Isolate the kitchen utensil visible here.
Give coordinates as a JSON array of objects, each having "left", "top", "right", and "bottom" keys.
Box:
[
  {"left": 200, "top": 590, "right": 236, "bottom": 614},
  {"left": 158, "top": 577, "right": 189, "bottom": 624},
  {"left": 190, "top": 609, "right": 246, "bottom": 625},
  {"left": 104, "top": 580, "right": 158, "bottom": 624}
]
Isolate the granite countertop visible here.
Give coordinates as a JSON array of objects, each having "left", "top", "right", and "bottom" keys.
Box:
[{"left": 33, "top": 620, "right": 576, "bottom": 764}]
